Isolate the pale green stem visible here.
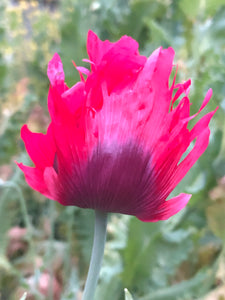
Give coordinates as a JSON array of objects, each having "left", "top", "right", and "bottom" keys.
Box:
[{"left": 82, "top": 210, "right": 108, "bottom": 300}]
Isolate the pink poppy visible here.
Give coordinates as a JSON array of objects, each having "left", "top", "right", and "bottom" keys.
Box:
[{"left": 17, "top": 31, "right": 217, "bottom": 222}]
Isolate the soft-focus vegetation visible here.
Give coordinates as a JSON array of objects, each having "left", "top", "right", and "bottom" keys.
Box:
[{"left": 0, "top": 0, "right": 225, "bottom": 299}]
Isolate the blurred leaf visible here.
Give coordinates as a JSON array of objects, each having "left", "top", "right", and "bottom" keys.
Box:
[
  {"left": 144, "top": 19, "right": 171, "bottom": 47},
  {"left": 121, "top": 218, "right": 162, "bottom": 291},
  {"left": 121, "top": 218, "right": 196, "bottom": 296},
  {"left": 61, "top": 268, "right": 80, "bottom": 300},
  {"left": 95, "top": 275, "right": 122, "bottom": 300},
  {"left": 140, "top": 267, "right": 216, "bottom": 300},
  {"left": 204, "top": 0, "right": 225, "bottom": 15},
  {"left": 179, "top": 0, "right": 200, "bottom": 19},
  {"left": 207, "top": 201, "right": 225, "bottom": 241}
]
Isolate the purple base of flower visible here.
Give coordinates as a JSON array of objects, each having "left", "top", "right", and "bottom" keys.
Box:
[{"left": 57, "top": 141, "right": 153, "bottom": 215}]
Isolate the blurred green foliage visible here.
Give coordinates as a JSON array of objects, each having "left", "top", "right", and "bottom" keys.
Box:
[{"left": 0, "top": 0, "right": 225, "bottom": 299}]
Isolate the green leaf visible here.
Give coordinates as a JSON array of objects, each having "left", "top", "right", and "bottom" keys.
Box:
[
  {"left": 94, "top": 275, "right": 122, "bottom": 300},
  {"left": 207, "top": 201, "right": 225, "bottom": 241},
  {"left": 139, "top": 268, "right": 216, "bottom": 300},
  {"left": 144, "top": 19, "right": 171, "bottom": 46},
  {"left": 204, "top": 0, "right": 225, "bottom": 15},
  {"left": 179, "top": 0, "right": 200, "bottom": 19},
  {"left": 121, "top": 218, "right": 162, "bottom": 290}
]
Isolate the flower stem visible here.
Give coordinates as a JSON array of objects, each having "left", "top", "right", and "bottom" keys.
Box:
[{"left": 82, "top": 210, "right": 108, "bottom": 300}]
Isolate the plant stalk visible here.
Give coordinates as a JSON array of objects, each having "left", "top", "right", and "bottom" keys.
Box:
[{"left": 82, "top": 210, "right": 108, "bottom": 300}]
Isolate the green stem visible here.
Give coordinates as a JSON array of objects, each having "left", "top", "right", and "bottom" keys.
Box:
[{"left": 82, "top": 210, "right": 108, "bottom": 300}]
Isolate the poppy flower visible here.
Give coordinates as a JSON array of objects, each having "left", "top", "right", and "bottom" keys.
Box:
[{"left": 17, "top": 30, "right": 217, "bottom": 222}]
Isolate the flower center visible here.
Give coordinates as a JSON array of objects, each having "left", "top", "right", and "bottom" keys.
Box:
[{"left": 71, "top": 142, "right": 154, "bottom": 215}]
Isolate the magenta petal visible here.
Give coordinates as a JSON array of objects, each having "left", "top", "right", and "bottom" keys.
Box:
[
  {"left": 172, "top": 79, "right": 191, "bottom": 105},
  {"left": 47, "top": 53, "right": 65, "bottom": 89},
  {"left": 133, "top": 47, "right": 175, "bottom": 146},
  {"left": 17, "top": 163, "right": 52, "bottom": 198},
  {"left": 43, "top": 166, "right": 60, "bottom": 202},
  {"left": 172, "top": 111, "right": 217, "bottom": 189},
  {"left": 21, "top": 124, "right": 56, "bottom": 169},
  {"left": 62, "top": 81, "right": 86, "bottom": 114},
  {"left": 47, "top": 53, "right": 69, "bottom": 99},
  {"left": 169, "top": 97, "right": 190, "bottom": 132},
  {"left": 86, "top": 30, "right": 147, "bottom": 110},
  {"left": 199, "top": 88, "right": 213, "bottom": 111},
  {"left": 137, "top": 193, "right": 191, "bottom": 222},
  {"left": 76, "top": 66, "right": 91, "bottom": 76},
  {"left": 87, "top": 30, "right": 112, "bottom": 67},
  {"left": 184, "top": 89, "right": 213, "bottom": 122}
]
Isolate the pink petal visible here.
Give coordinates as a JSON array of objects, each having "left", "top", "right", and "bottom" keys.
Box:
[
  {"left": 48, "top": 85, "right": 76, "bottom": 123},
  {"left": 172, "top": 109, "right": 218, "bottom": 189},
  {"left": 48, "top": 100, "right": 89, "bottom": 173},
  {"left": 16, "top": 163, "right": 52, "bottom": 199},
  {"left": 47, "top": 53, "right": 67, "bottom": 95},
  {"left": 86, "top": 31, "right": 147, "bottom": 110},
  {"left": 172, "top": 79, "right": 191, "bottom": 105},
  {"left": 48, "top": 84, "right": 90, "bottom": 172},
  {"left": 183, "top": 89, "right": 213, "bottom": 123},
  {"left": 82, "top": 58, "right": 95, "bottom": 65},
  {"left": 72, "top": 60, "right": 85, "bottom": 82},
  {"left": 48, "top": 86, "right": 66, "bottom": 122},
  {"left": 169, "top": 97, "right": 190, "bottom": 132},
  {"left": 76, "top": 66, "right": 90, "bottom": 76},
  {"left": 134, "top": 47, "right": 175, "bottom": 147},
  {"left": 43, "top": 166, "right": 60, "bottom": 202},
  {"left": 199, "top": 88, "right": 213, "bottom": 111},
  {"left": 87, "top": 30, "right": 113, "bottom": 67},
  {"left": 62, "top": 81, "right": 86, "bottom": 114},
  {"left": 96, "top": 36, "right": 146, "bottom": 95},
  {"left": 21, "top": 124, "right": 56, "bottom": 169},
  {"left": 47, "top": 53, "right": 64, "bottom": 85},
  {"left": 137, "top": 193, "right": 191, "bottom": 222}
]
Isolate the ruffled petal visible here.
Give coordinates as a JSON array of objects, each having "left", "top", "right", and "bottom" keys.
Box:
[
  {"left": 182, "top": 89, "right": 213, "bottom": 123},
  {"left": 137, "top": 193, "right": 191, "bottom": 222},
  {"left": 86, "top": 30, "right": 147, "bottom": 110},
  {"left": 76, "top": 66, "right": 90, "bottom": 76},
  {"left": 47, "top": 53, "right": 67, "bottom": 95},
  {"left": 48, "top": 101, "right": 88, "bottom": 173},
  {"left": 21, "top": 124, "right": 56, "bottom": 170},
  {"left": 87, "top": 30, "right": 112, "bottom": 67},
  {"left": 172, "top": 109, "right": 218, "bottom": 188},
  {"left": 142, "top": 48, "right": 175, "bottom": 145},
  {"left": 48, "top": 85, "right": 66, "bottom": 122},
  {"left": 198, "top": 88, "right": 213, "bottom": 111},
  {"left": 43, "top": 166, "right": 60, "bottom": 202},
  {"left": 169, "top": 97, "right": 190, "bottom": 132},
  {"left": 61, "top": 81, "right": 86, "bottom": 114},
  {"left": 117, "top": 47, "right": 175, "bottom": 147},
  {"left": 172, "top": 79, "right": 191, "bottom": 106},
  {"left": 17, "top": 163, "right": 52, "bottom": 199}
]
